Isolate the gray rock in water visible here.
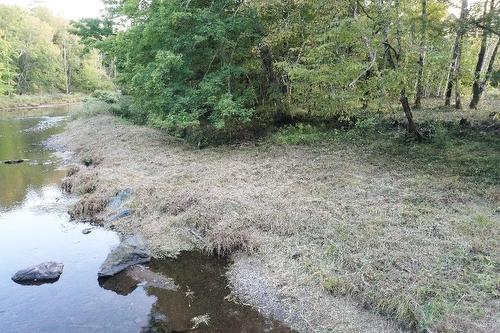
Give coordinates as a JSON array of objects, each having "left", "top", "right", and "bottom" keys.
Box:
[
  {"left": 82, "top": 228, "right": 93, "bottom": 235},
  {"left": 12, "top": 262, "right": 64, "bottom": 284},
  {"left": 3, "top": 159, "right": 26, "bottom": 165},
  {"left": 98, "top": 235, "right": 151, "bottom": 277}
]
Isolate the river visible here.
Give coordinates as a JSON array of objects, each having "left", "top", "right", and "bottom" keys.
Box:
[{"left": 0, "top": 106, "right": 292, "bottom": 333}]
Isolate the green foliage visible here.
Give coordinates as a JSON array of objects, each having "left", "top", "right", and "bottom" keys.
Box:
[
  {"left": 0, "top": 4, "right": 112, "bottom": 95},
  {"left": 101, "top": 0, "right": 265, "bottom": 135},
  {"left": 273, "top": 123, "right": 332, "bottom": 145},
  {"left": 0, "top": 30, "right": 15, "bottom": 94},
  {"left": 90, "top": 90, "right": 120, "bottom": 104}
]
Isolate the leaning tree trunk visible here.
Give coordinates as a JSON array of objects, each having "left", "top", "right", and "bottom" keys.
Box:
[
  {"left": 414, "top": 0, "right": 428, "bottom": 109},
  {"left": 401, "top": 89, "right": 423, "bottom": 141},
  {"left": 445, "top": 0, "right": 468, "bottom": 107},
  {"left": 469, "top": 29, "right": 488, "bottom": 109},
  {"left": 481, "top": 38, "right": 500, "bottom": 91},
  {"left": 470, "top": 0, "right": 495, "bottom": 109}
]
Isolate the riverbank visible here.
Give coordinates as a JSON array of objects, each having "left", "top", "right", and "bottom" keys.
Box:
[
  {"left": 52, "top": 103, "right": 499, "bottom": 332},
  {"left": 0, "top": 93, "right": 85, "bottom": 111}
]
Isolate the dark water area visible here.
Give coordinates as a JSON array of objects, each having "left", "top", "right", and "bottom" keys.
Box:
[{"left": 0, "top": 106, "right": 293, "bottom": 333}]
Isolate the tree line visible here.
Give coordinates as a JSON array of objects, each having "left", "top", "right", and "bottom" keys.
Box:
[
  {"left": 4, "top": 1, "right": 498, "bottom": 140},
  {"left": 87, "top": 0, "right": 498, "bottom": 140},
  {"left": 0, "top": 5, "right": 113, "bottom": 96}
]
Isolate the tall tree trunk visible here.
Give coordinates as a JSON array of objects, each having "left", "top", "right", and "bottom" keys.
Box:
[
  {"left": 469, "top": 31, "right": 488, "bottom": 108},
  {"left": 394, "top": 0, "right": 422, "bottom": 140},
  {"left": 470, "top": 0, "right": 495, "bottom": 109},
  {"left": 445, "top": 0, "right": 468, "bottom": 107},
  {"left": 481, "top": 38, "right": 500, "bottom": 90},
  {"left": 444, "top": 40, "right": 458, "bottom": 106},
  {"left": 414, "top": 0, "right": 427, "bottom": 109},
  {"left": 454, "top": 41, "right": 463, "bottom": 109},
  {"left": 63, "top": 39, "right": 69, "bottom": 95}
]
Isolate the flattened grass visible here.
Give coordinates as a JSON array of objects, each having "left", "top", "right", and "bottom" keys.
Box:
[{"left": 273, "top": 100, "right": 499, "bottom": 332}]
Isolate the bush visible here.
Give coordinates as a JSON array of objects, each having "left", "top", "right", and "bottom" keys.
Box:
[{"left": 90, "top": 90, "right": 119, "bottom": 104}]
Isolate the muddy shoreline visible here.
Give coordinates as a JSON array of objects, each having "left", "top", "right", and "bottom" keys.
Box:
[{"left": 48, "top": 114, "right": 402, "bottom": 333}]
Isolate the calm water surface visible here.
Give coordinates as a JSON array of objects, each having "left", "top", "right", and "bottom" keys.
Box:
[{"left": 0, "top": 106, "right": 292, "bottom": 333}]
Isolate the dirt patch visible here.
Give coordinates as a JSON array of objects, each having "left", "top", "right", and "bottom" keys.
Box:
[{"left": 54, "top": 114, "right": 499, "bottom": 332}]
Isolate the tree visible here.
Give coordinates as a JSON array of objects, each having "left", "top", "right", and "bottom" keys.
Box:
[
  {"left": 0, "top": 4, "right": 113, "bottom": 95},
  {"left": 470, "top": 0, "right": 498, "bottom": 108},
  {"left": 0, "top": 29, "right": 16, "bottom": 94},
  {"left": 101, "top": 0, "right": 265, "bottom": 133},
  {"left": 414, "top": 0, "right": 428, "bottom": 109},
  {"left": 444, "top": 0, "right": 469, "bottom": 108}
]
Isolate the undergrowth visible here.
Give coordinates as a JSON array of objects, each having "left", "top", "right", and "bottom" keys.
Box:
[{"left": 271, "top": 115, "right": 500, "bottom": 186}]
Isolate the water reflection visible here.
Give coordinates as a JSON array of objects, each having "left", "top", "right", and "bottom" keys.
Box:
[
  {"left": 0, "top": 107, "right": 69, "bottom": 208},
  {"left": 0, "top": 186, "right": 156, "bottom": 333},
  {"left": 0, "top": 106, "right": 293, "bottom": 333},
  {"left": 0, "top": 107, "right": 156, "bottom": 333}
]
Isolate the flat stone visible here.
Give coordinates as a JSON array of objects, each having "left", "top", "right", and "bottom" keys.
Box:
[
  {"left": 82, "top": 228, "right": 93, "bottom": 235},
  {"left": 12, "top": 262, "right": 64, "bottom": 285},
  {"left": 98, "top": 235, "right": 151, "bottom": 277}
]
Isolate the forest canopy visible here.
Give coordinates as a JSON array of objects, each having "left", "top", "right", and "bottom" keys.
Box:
[
  {"left": 78, "top": 0, "right": 499, "bottom": 141},
  {"left": 0, "top": 4, "right": 113, "bottom": 95}
]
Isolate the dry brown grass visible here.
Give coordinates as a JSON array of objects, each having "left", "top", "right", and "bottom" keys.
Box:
[
  {"left": 68, "top": 194, "right": 108, "bottom": 220},
  {"left": 54, "top": 98, "right": 499, "bottom": 333}
]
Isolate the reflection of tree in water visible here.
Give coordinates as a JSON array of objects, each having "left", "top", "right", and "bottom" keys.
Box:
[
  {"left": 0, "top": 112, "right": 67, "bottom": 207},
  {"left": 98, "top": 253, "right": 293, "bottom": 333}
]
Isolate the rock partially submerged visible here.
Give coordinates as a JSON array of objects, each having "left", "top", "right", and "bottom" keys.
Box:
[
  {"left": 98, "top": 235, "right": 151, "bottom": 277},
  {"left": 12, "top": 262, "right": 64, "bottom": 285},
  {"left": 3, "top": 159, "right": 27, "bottom": 165},
  {"left": 82, "top": 228, "right": 93, "bottom": 235}
]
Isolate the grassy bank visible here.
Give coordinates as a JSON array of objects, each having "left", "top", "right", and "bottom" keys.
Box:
[
  {"left": 0, "top": 93, "right": 85, "bottom": 110},
  {"left": 55, "top": 96, "right": 499, "bottom": 333}
]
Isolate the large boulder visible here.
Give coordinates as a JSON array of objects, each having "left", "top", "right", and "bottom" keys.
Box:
[
  {"left": 98, "top": 235, "right": 151, "bottom": 277},
  {"left": 12, "top": 262, "right": 64, "bottom": 285}
]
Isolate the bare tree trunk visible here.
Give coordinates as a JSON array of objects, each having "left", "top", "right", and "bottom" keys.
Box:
[
  {"left": 445, "top": 38, "right": 459, "bottom": 106},
  {"left": 414, "top": 0, "right": 427, "bottom": 109},
  {"left": 401, "top": 89, "right": 423, "bottom": 141},
  {"left": 63, "top": 39, "right": 69, "bottom": 94},
  {"left": 454, "top": 0, "right": 468, "bottom": 109},
  {"left": 445, "top": 0, "right": 468, "bottom": 107},
  {"left": 470, "top": 0, "right": 495, "bottom": 109},
  {"left": 481, "top": 38, "right": 500, "bottom": 92},
  {"left": 470, "top": 32, "right": 488, "bottom": 108},
  {"left": 454, "top": 41, "right": 463, "bottom": 109}
]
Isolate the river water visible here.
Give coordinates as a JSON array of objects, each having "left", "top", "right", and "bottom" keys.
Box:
[{"left": 0, "top": 106, "right": 292, "bottom": 333}]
